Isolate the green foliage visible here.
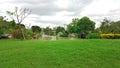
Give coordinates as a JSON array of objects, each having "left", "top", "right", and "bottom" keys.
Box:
[
  {"left": 24, "top": 29, "right": 33, "bottom": 39},
  {"left": 11, "top": 29, "right": 23, "bottom": 39},
  {"left": 60, "top": 32, "right": 68, "bottom": 37},
  {"left": 77, "top": 16, "right": 95, "bottom": 33},
  {"left": 55, "top": 26, "right": 65, "bottom": 34},
  {"left": 0, "top": 16, "right": 24, "bottom": 39},
  {"left": 0, "top": 16, "right": 4, "bottom": 20},
  {"left": 86, "top": 33, "right": 100, "bottom": 39},
  {"left": 8, "top": 20, "right": 19, "bottom": 29},
  {"left": 0, "top": 17, "right": 19, "bottom": 34},
  {"left": 109, "top": 21, "right": 120, "bottom": 33},
  {"left": 31, "top": 26, "right": 41, "bottom": 33},
  {"left": 44, "top": 27, "right": 54, "bottom": 35},
  {"left": 67, "top": 16, "right": 95, "bottom": 38},
  {"left": 67, "top": 24, "right": 76, "bottom": 33},
  {"left": 0, "top": 29, "right": 4, "bottom": 34},
  {"left": 99, "top": 18, "right": 120, "bottom": 34},
  {"left": 99, "top": 18, "right": 111, "bottom": 33},
  {"left": 36, "top": 33, "right": 42, "bottom": 38},
  {"left": 2, "top": 12, "right": 120, "bottom": 40},
  {"left": 67, "top": 18, "right": 79, "bottom": 33}
]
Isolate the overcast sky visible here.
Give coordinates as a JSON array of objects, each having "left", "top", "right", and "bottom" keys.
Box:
[{"left": 0, "top": 0, "right": 120, "bottom": 28}]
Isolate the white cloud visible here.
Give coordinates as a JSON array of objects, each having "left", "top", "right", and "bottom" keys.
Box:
[
  {"left": 54, "top": 0, "right": 69, "bottom": 9},
  {"left": 55, "top": 11, "right": 74, "bottom": 16},
  {"left": 80, "top": 0, "right": 120, "bottom": 27},
  {"left": 0, "top": 0, "right": 120, "bottom": 28},
  {"left": 81, "top": 0, "right": 120, "bottom": 15}
]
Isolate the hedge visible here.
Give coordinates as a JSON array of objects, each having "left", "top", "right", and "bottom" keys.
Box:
[
  {"left": 86, "top": 33, "right": 100, "bottom": 39},
  {"left": 100, "top": 34, "right": 120, "bottom": 39},
  {"left": 86, "top": 33, "right": 120, "bottom": 39}
]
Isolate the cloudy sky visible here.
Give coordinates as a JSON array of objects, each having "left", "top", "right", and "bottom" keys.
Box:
[{"left": 0, "top": 0, "right": 120, "bottom": 28}]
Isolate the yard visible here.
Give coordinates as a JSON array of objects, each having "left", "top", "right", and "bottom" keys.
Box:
[{"left": 0, "top": 39, "right": 120, "bottom": 68}]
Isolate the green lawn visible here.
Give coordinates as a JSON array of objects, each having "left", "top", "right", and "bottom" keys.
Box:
[{"left": 0, "top": 39, "right": 120, "bottom": 68}]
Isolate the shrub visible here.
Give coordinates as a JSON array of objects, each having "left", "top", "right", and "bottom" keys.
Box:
[
  {"left": 0, "top": 29, "right": 4, "bottom": 34},
  {"left": 11, "top": 29, "right": 23, "bottom": 39},
  {"left": 100, "top": 34, "right": 120, "bottom": 39},
  {"left": 114, "top": 34, "right": 120, "bottom": 39},
  {"left": 24, "top": 29, "right": 33, "bottom": 39},
  {"left": 86, "top": 33, "right": 100, "bottom": 39},
  {"left": 32, "top": 33, "right": 42, "bottom": 39},
  {"left": 60, "top": 33, "right": 68, "bottom": 37}
]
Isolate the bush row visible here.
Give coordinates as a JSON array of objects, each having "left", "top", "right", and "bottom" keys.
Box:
[
  {"left": 86, "top": 33, "right": 100, "bottom": 39},
  {"left": 100, "top": 34, "right": 120, "bottom": 39},
  {"left": 86, "top": 33, "right": 120, "bottom": 39}
]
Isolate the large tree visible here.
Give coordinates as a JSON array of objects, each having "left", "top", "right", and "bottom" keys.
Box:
[
  {"left": 110, "top": 21, "right": 120, "bottom": 33},
  {"left": 99, "top": 18, "right": 111, "bottom": 33},
  {"left": 99, "top": 18, "right": 120, "bottom": 34},
  {"left": 77, "top": 16, "right": 95, "bottom": 33},
  {"left": 67, "top": 16, "right": 95, "bottom": 38},
  {"left": 6, "top": 7, "right": 31, "bottom": 39}
]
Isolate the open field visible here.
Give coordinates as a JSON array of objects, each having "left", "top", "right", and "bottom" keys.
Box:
[{"left": 0, "top": 39, "right": 120, "bottom": 68}]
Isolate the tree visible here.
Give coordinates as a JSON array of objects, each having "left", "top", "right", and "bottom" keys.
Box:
[
  {"left": 106, "top": 21, "right": 120, "bottom": 33},
  {"left": 0, "top": 16, "right": 5, "bottom": 34},
  {"left": 99, "top": 18, "right": 111, "bottom": 33},
  {"left": 77, "top": 16, "right": 95, "bottom": 33},
  {"left": 67, "top": 18, "right": 79, "bottom": 33},
  {"left": 44, "top": 27, "right": 53, "bottom": 35},
  {"left": 67, "top": 16, "right": 95, "bottom": 38},
  {"left": 6, "top": 7, "right": 31, "bottom": 40},
  {"left": 31, "top": 26, "right": 41, "bottom": 33},
  {"left": 111, "top": 21, "right": 120, "bottom": 33},
  {"left": 98, "top": 18, "right": 120, "bottom": 34},
  {"left": 55, "top": 26, "right": 65, "bottom": 34},
  {"left": 0, "top": 15, "right": 19, "bottom": 33}
]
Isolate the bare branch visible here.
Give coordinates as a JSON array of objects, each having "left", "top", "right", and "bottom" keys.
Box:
[{"left": 12, "top": 7, "right": 31, "bottom": 24}]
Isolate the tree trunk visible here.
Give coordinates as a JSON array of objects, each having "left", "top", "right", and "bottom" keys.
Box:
[
  {"left": 21, "top": 29, "right": 25, "bottom": 40},
  {"left": 19, "top": 24, "right": 25, "bottom": 40}
]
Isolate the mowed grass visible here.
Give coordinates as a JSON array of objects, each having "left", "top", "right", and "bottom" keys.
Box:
[{"left": 0, "top": 39, "right": 120, "bottom": 68}]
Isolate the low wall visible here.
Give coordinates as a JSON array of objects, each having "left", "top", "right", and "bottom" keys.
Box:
[{"left": 42, "top": 35, "right": 56, "bottom": 40}]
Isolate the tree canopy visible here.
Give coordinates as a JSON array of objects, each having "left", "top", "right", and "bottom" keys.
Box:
[{"left": 67, "top": 16, "right": 95, "bottom": 38}]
